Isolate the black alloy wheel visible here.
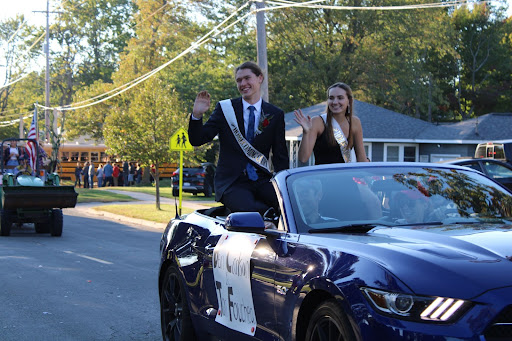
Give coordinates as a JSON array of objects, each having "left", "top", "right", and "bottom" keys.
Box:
[
  {"left": 305, "top": 299, "right": 354, "bottom": 341},
  {"left": 160, "top": 266, "right": 196, "bottom": 341}
]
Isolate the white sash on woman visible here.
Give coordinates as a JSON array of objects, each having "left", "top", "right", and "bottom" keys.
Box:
[
  {"left": 220, "top": 99, "right": 271, "bottom": 173},
  {"left": 321, "top": 114, "right": 356, "bottom": 163}
]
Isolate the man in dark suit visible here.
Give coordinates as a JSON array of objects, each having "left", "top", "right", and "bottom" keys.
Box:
[{"left": 188, "top": 61, "right": 289, "bottom": 214}]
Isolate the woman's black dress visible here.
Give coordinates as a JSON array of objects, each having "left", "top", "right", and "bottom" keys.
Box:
[{"left": 313, "top": 128, "right": 344, "bottom": 165}]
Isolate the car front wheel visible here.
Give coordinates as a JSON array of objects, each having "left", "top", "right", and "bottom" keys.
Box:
[
  {"left": 160, "top": 265, "right": 196, "bottom": 341},
  {"left": 305, "top": 299, "right": 354, "bottom": 341}
]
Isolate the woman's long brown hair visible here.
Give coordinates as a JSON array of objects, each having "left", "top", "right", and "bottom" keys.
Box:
[{"left": 325, "top": 82, "right": 354, "bottom": 148}]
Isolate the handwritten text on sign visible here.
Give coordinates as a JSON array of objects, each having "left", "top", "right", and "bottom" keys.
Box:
[{"left": 212, "top": 232, "right": 259, "bottom": 336}]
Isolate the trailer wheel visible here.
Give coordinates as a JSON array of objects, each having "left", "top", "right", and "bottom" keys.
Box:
[
  {"left": 50, "top": 209, "right": 63, "bottom": 237},
  {"left": 1, "top": 209, "right": 12, "bottom": 236}
]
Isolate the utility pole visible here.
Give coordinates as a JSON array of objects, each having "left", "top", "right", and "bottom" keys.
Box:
[
  {"left": 255, "top": 1, "right": 269, "bottom": 102},
  {"left": 34, "top": 0, "right": 53, "bottom": 141},
  {"left": 45, "top": 0, "right": 50, "bottom": 142}
]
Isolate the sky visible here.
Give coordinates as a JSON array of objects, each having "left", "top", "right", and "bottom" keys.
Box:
[{"left": 2, "top": 0, "right": 50, "bottom": 27}]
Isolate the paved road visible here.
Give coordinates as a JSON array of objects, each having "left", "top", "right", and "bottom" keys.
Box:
[
  {"left": 0, "top": 190, "right": 215, "bottom": 340},
  {"left": 0, "top": 212, "right": 162, "bottom": 341}
]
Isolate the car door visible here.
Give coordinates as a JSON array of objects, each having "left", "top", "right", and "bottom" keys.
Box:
[{"left": 198, "top": 228, "right": 281, "bottom": 340}]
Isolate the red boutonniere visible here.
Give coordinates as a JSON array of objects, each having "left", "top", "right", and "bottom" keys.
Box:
[{"left": 255, "top": 113, "right": 272, "bottom": 136}]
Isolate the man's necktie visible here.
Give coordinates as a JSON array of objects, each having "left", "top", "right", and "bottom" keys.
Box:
[{"left": 246, "top": 106, "right": 258, "bottom": 181}]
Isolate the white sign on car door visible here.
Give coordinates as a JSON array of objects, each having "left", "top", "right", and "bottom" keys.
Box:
[{"left": 212, "top": 232, "right": 259, "bottom": 336}]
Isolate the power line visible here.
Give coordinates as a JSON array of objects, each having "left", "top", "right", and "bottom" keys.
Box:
[
  {"left": 38, "top": 1, "right": 253, "bottom": 111},
  {"left": 5, "top": 19, "right": 27, "bottom": 45},
  {"left": 266, "top": 0, "right": 477, "bottom": 10},
  {"left": 0, "top": 110, "right": 33, "bottom": 118},
  {"left": 1, "top": 1, "right": 173, "bottom": 95},
  {"left": 0, "top": 114, "right": 32, "bottom": 127},
  {"left": 36, "top": 0, "right": 488, "bottom": 111},
  {"left": 0, "top": 0, "right": 87, "bottom": 90}
]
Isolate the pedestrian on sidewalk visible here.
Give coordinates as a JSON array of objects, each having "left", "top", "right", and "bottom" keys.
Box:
[
  {"left": 82, "top": 161, "right": 90, "bottom": 189},
  {"left": 123, "top": 161, "right": 129, "bottom": 186},
  {"left": 128, "top": 162, "right": 135, "bottom": 186},
  {"left": 104, "top": 160, "right": 113, "bottom": 186},
  {"left": 136, "top": 163, "right": 143, "bottom": 184},
  {"left": 88, "top": 161, "right": 95, "bottom": 188},
  {"left": 74, "top": 162, "right": 82, "bottom": 188},
  {"left": 113, "top": 163, "right": 120, "bottom": 186},
  {"left": 97, "top": 164, "right": 104, "bottom": 188}
]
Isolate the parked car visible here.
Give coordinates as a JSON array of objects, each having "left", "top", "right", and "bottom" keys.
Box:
[
  {"left": 442, "top": 158, "right": 512, "bottom": 191},
  {"left": 159, "top": 162, "right": 512, "bottom": 340},
  {"left": 171, "top": 162, "right": 215, "bottom": 197}
]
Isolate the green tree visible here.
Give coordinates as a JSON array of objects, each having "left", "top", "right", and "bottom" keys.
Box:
[
  {"left": 103, "top": 77, "right": 180, "bottom": 209},
  {"left": 450, "top": 3, "right": 510, "bottom": 119},
  {"left": 0, "top": 16, "right": 44, "bottom": 137},
  {"left": 99, "top": 0, "right": 213, "bottom": 208}
]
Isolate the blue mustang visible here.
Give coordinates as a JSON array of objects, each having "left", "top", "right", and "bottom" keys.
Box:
[{"left": 159, "top": 162, "right": 512, "bottom": 341}]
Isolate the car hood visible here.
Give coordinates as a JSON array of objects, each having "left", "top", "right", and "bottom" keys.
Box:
[{"left": 310, "top": 223, "right": 512, "bottom": 299}]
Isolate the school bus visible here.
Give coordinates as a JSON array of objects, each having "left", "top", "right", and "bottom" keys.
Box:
[{"left": 42, "top": 143, "right": 178, "bottom": 181}]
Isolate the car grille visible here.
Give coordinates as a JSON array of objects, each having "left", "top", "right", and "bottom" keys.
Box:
[{"left": 484, "top": 305, "right": 512, "bottom": 340}]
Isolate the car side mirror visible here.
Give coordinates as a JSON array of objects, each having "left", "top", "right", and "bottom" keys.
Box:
[
  {"left": 225, "top": 212, "right": 265, "bottom": 233},
  {"left": 225, "top": 212, "right": 284, "bottom": 238}
]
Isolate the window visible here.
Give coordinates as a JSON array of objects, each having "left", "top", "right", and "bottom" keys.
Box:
[
  {"left": 364, "top": 143, "right": 372, "bottom": 161},
  {"left": 61, "top": 152, "right": 70, "bottom": 161},
  {"left": 384, "top": 144, "right": 418, "bottom": 162},
  {"left": 385, "top": 145, "right": 399, "bottom": 162},
  {"left": 90, "top": 152, "right": 99, "bottom": 162},
  {"left": 404, "top": 146, "right": 416, "bottom": 162},
  {"left": 80, "top": 152, "right": 88, "bottom": 162},
  {"left": 483, "top": 162, "right": 512, "bottom": 179}
]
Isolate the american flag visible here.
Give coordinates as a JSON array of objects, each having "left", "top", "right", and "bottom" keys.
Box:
[{"left": 26, "top": 114, "right": 38, "bottom": 171}]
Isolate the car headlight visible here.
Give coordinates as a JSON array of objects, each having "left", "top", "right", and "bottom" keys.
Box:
[{"left": 361, "top": 287, "right": 471, "bottom": 323}]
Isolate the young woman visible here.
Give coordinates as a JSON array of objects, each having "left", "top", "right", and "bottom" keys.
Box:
[{"left": 294, "top": 82, "right": 368, "bottom": 164}]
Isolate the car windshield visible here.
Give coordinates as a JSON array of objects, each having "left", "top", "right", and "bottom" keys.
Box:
[{"left": 287, "top": 166, "right": 512, "bottom": 233}]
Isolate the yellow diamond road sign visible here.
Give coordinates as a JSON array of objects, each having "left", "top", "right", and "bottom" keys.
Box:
[{"left": 170, "top": 128, "right": 194, "bottom": 151}]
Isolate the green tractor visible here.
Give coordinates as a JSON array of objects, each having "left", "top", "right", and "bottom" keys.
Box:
[{"left": 0, "top": 138, "right": 78, "bottom": 237}]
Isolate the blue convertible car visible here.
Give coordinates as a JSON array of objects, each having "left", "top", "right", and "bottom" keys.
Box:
[{"left": 159, "top": 163, "right": 512, "bottom": 341}]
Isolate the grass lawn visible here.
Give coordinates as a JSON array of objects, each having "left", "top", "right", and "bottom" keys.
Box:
[
  {"left": 64, "top": 179, "right": 213, "bottom": 202},
  {"left": 92, "top": 204, "right": 196, "bottom": 223},
  {"left": 101, "top": 186, "right": 215, "bottom": 201},
  {"left": 76, "top": 188, "right": 136, "bottom": 203}
]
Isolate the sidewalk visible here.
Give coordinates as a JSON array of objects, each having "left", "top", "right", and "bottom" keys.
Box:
[{"left": 67, "top": 189, "right": 215, "bottom": 230}]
